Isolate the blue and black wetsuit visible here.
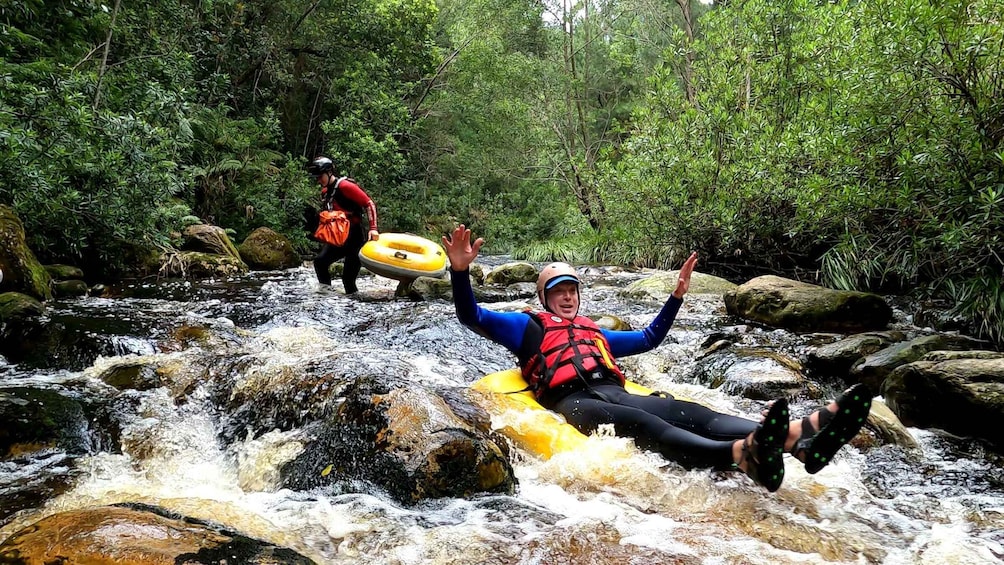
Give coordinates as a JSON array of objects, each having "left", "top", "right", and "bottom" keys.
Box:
[{"left": 451, "top": 268, "right": 758, "bottom": 470}]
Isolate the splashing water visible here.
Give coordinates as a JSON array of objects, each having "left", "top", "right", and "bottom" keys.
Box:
[{"left": 1, "top": 264, "right": 1002, "bottom": 564}]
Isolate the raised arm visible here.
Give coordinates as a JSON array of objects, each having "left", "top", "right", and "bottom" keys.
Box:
[
  {"left": 442, "top": 224, "right": 484, "bottom": 272},
  {"left": 672, "top": 251, "right": 697, "bottom": 299},
  {"left": 605, "top": 251, "right": 698, "bottom": 357},
  {"left": 444, "top": 224, "right": 528, "bottom": 352}
]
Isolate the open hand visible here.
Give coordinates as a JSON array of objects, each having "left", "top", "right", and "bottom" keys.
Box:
[
  {"left": 672, "top": 251, "right": 698, "bottom": 299},
  {"left": 442, "top": 224, "right": 484, "bottom": 271}
]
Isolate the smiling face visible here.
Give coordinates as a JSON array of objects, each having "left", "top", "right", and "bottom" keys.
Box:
[{"left": 544, "top": 281, "right": 580, "bottom": 321}]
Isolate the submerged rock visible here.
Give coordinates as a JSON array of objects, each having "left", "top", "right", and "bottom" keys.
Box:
[{"left": 0, "top": 503, "right": 317, "bottom": 564}]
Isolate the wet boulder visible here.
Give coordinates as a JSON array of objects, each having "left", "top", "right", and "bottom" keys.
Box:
[
  {"left": 505, "top": 281, "right": 536, "bottom": 300},
  {"left": 0, "top": 309, "right": 151, "bottom": 370},
  {"left": 0, "top": 386, "right": 129, "bottom": 521},
  {"left": 411, "top": 269, "right": 524, "bottom": 302},
  {"left": 0, "top": 387, "right": 97, "bottom": 459},
  {"left": 0, "top": 387, "right": 103, "bottom": 519},
  {"left": 484, "top": 262, "right": 537, "bottom": 286},
  {"left": 238, "top": 227, "right": 300, "bottom": 270},
  {"left": 856, "top": 399, "right": 919, "bottom": 451},
  {"left": 52, "top": 279, "right": 89, "bottom": 297},
  {"left": 620, "top": 270, "right": 737, "bottom": 302},
  {"left": 0, "top": 503, "right": 316, "bottom": 564},
  {"left": 398, "top": 276, "right": 452, "bottom": 300},
  {"left": 691, "top": 348, "right": 815, "bottom": 401},
  {"left": 213, "top": 358, "right": 347, "bottom": 445},
  {"left": 0, "top": 205, "right": 52, "bottom": 301},
  {"left": 280, "top": 378, "right": 516, "bottom": 502},
  {"left": 723, "top": 275, "right": 892, "bottom": 333},
  {"left": 469, "top": 263, "right": 487, "bottom": 285},
  {"left": 91, "top": 358, "right": 163, "bottom": 391},
  {"left": 473, "top": 286, "right": 526, "bottom": 303},
  {"left": 881, "top": 351, "right": 1004, "bottom": 451},
  {"left": 0, "top": 292, "right": 44, "bottom": 323},
  {"left": 0, "top": 450, "right": 81, "bottom": 523},
  {"left": 849, "top": 334, "right": 988, "bottom": 394},
  {"left": 803, "top": 331, "right": 907, "bottom": 379}
]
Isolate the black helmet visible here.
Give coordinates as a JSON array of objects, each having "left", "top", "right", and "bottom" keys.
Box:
[{"left": 307, "top": 156, "right": 334, "bottom": 177}]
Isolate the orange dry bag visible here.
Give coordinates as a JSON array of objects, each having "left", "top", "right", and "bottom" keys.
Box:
[{"left": 314, "top": 210, "right": 351, "bottom": 246}]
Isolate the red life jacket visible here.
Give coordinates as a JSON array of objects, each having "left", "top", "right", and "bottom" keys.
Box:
[
  {"left": 322, "top": 177, "right": 365, "bottom": 222},
  {"left": 521, "top": 311, "right": 625, "bottom": 397}
]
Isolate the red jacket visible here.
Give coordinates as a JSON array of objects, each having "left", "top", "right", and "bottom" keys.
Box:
[
  {"left": 323, "top": 177, "right": 378, "bottom": 231},
  {"left": 521, "top": 311, "right": 626, "bottom": 397}
]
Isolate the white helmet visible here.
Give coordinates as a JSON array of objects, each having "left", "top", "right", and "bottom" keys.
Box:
[{"left": 536, "top": 262, "right": 580, "bottom": 307}]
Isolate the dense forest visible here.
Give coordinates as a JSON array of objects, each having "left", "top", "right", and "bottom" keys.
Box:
[{"left": 1, "top": 0, "right": 1001, "bottom": 343}]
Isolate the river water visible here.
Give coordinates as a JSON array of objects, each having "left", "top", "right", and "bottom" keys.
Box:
[{"left": 1, "top": 261, "right": 1002, "bottom": 564}]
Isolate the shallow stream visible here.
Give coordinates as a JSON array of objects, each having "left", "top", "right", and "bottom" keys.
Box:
[{"left": 1, "top": 261, "right": 1002, "bottom": 564}]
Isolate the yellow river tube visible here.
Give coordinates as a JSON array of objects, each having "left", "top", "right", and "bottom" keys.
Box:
[
  {"left": 471, "top": 368, "right": 655, "bottom": 460},
  {"left": 359, "top": 233, "right": 447, "bottom": 281}
]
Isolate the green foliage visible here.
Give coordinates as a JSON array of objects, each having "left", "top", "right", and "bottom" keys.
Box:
[
  {"left": 596, "top": 0, "right": 1003, "bottom": 343},
  {"left": 2, "top": 0, "right": 1002, "bottom": 346},
  {"left": 945, "top": 272, "right": 1004, "bottom": 346},
  {"left": 0, "top": 60, "right": 188, "bottom": 274},
  {"left": 511, "top": 208, "right": 601, "bottom": 263},
  {"left": 184, "top": 106, "right": 300, "bottom": 240},
  {"left": 406, "top": 0, "right": 570, "bottom": 245}
]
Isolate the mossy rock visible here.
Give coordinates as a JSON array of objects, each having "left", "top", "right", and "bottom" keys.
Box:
[
  {"left": 724, "top": 275, "right": 892, "bottom": 333},
  {"left": 238, "top": 227, "right": 301, "bottom": 270},
  {"left": 0, "top": 292, "right": 44, "bottom": 322},
  {"left": 0, "top": 205, "right": 52, "bottom": 301},
  {"left": 484, "top": 262, "right": 537, "bottom": 286},
  {"left": 181, "top": 224, "right": 247, "bottom": 267},
  {"left": 44, "top": 264, "right": 85, "bottom": 280},
  {"left": 53, "top": 279, "right": 89, "bottom": 297},
  {"left": 159, "top": 251, "right": 249, "bottom": 279},
  {"left": 0, "top": 387, "right": 92, "bottom": 458}
]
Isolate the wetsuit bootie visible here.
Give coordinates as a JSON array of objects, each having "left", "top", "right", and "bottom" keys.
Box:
[
  {"left": 792, "top": 383, "right": 872, "bottom": 474},
  {"left": 740, "top": 398, "right": 789, "bottom": 492}
]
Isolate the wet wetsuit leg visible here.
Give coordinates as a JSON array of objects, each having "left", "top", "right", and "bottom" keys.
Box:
[
  {"left": 313, "top": 243, "right": 346, "bottom": 285},
  {"left": 313, "top": 224, "right": 364, "bottom": 290},
  {"left": 553, "top": 386, "right": 737, "bottom": 469},
  {"left": 600, "top": 386, "right": 758, "bottom": 441},
  {"left": 341, "top": 224, "right": 365, "bottom": 294}
]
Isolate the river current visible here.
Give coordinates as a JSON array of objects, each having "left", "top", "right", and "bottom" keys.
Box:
[{"left": 1, "top": 261, "right": 1002, "bottom": 564}]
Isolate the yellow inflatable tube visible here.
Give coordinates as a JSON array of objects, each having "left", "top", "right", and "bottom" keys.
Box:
[
  {"left": 471, "top": 368, "right": 654, "bottom": 460},
  {"left": 359, "top": 233, "right": 447, "bottom": 281}
]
